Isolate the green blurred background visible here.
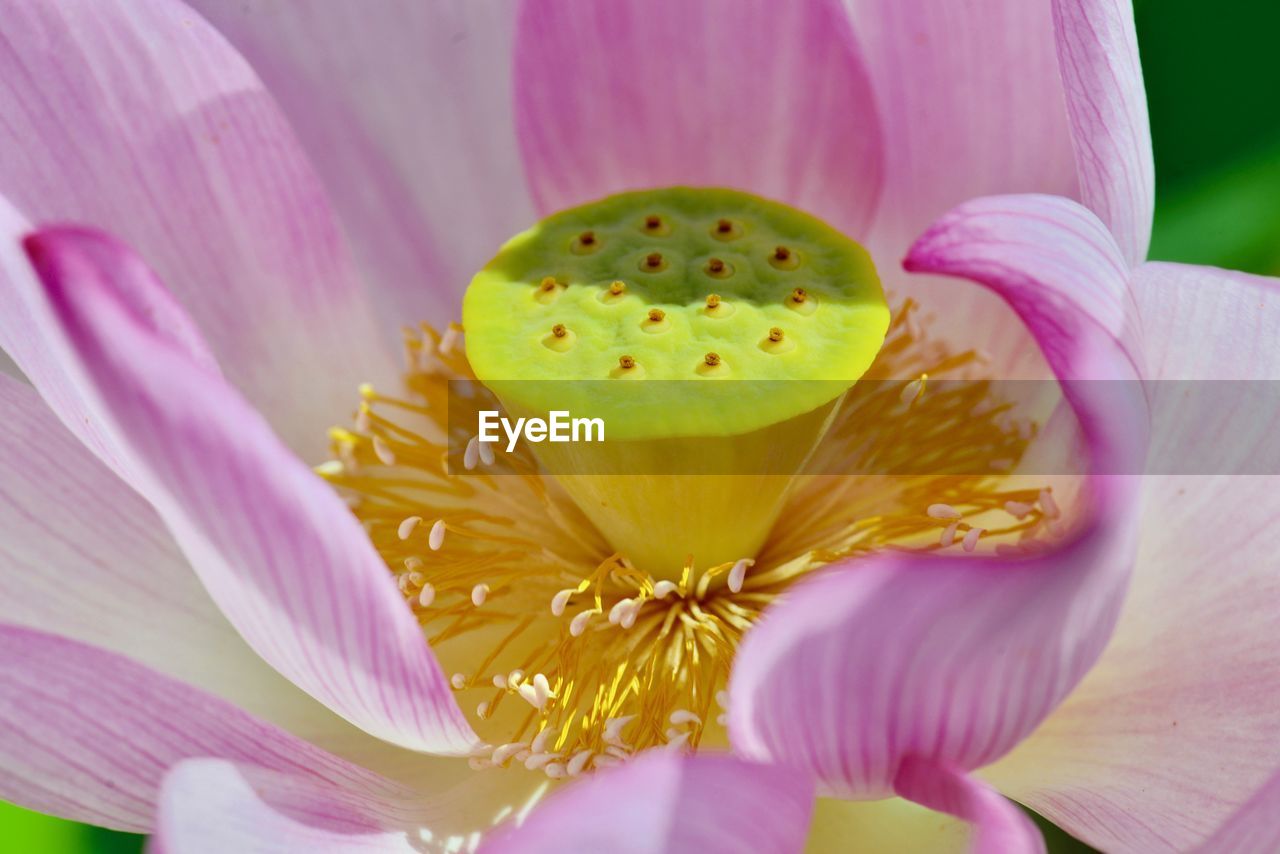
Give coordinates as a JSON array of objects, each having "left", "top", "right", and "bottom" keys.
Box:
[{"left": 3, "top": 0, "right": 1278, "bottom": 850}]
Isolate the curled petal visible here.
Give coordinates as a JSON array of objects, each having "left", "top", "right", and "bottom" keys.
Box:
[
  {"left": 730, "top": 195, "right": 1146, "bottom": 798},
  {"left": 24, "top": 227, "right": 476, "bottom": 754},
  {"left": 894, "top": 758, "right": 1044, "bottom": 854},
  {"left": 984, "top": 262, "right": 1280, "bottom": 851}
]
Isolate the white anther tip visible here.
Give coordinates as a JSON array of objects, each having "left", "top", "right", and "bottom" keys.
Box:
[
  {"left": 428, "top": 519, "right": 446, "bottom": 551},
  {"left": 471, "top": 583, "right": 489, "bottom": 607},
  {"left": 397, "top": 516, "right": 422, "bottom": 540},
  {"left": 551, "top": 588, "right": 575, "bottom": 616},
  {"left": 926, "top": 503, "right": 961, "bottom": 520},
  {"left": 727, "top": 558, "right": 754, "bottom": 593}
]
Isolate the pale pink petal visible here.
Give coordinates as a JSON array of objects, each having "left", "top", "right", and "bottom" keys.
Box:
[
  {"left": 0, "top": 624, "right": 417, "bottom": 833},
  {"left": 184, "top": 0, "right": 532, "bottom": 324},
  {"left": 155, "top": 760, "right": 424, "bottom": 853},
  {"left": 894, "top": 758, "right": 1044, "bottom": 854},
  {"left": 1194, "top": 767, "right": 1280, "bottom": 854},
  {"left": 847, "top": 0, "right": 1077, "bottom": 253},
  {"left": 1052, "top": 0, "right": 1154, "bottom": 266},
  {"left": 481, "top": 752, "right": 814, "bottom": 854},
  {"left": 0, "top": 0, "right": 395, "bottom": 458},
  {"left": 983, "top": 263, "right": 1280, "bottom": 851},
  {"left": 514, "top": 0, "right": 883, "bottom": 238},
  {"left": 26, "top": 227, "right": 476, "bottom": 755},
  {"left": 729, "top": 194, "right": 1145, "bottom": 798},
  {"left": 0, "top": 371, "right": 449, "bottom": 786}
]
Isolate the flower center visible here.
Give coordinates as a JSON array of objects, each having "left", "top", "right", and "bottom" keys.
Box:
[{"left": 319, "top": 189, "right": 1055, "bottom": 779}]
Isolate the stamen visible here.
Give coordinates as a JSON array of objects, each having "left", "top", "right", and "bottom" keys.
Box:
[
  {"left": 727, "top": 558, "right": 754, "bottom": 593},
  {"left": 962, "top": 527, "right": 984, "bottom": 552},
  {"left": 471, "top": 583, "right": 489, "bottom": 606},
  {"left": 927, "top": 503, "right": 962, "bottom": 520},
  {"left": 429, "top": 519, "right": 446, "bottom": 551},
  {"left": 398, "top": 516, "right": 422, "bottom": 540}
]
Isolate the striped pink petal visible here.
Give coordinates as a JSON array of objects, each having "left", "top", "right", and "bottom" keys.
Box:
[
  {"left": 481, "top": 752, "right": 814, "bottom": 854},
  {"left": 24, "top": 226, "right": 476, "bottom": 755},
  {"left": 0, "top": 0, "right": 395, "bottom": 459},
  {"left": 0, "top": 624, "right": 417, "bottom": 833},
  {"left": 514, "top": 0, "right": 883, "bottom": 239},
  {"left": 1052, "top": 0, "right": 1154, "bottom": 266},
  {"left": 183, "top": 0, "right": 533, "bottom": 325}
]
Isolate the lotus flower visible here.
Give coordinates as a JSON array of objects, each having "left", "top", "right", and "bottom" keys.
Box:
[{"left": 1, "top": 1, "right": 1278, "bottom": 852}]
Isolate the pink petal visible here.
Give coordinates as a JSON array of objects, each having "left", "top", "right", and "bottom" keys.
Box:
[
  {"left": 1051, "top": 0, "right": 1154, "bottom": 266},
  {"left": 0, "top": 1, "right": 396, "bottom": 458},
  {"left": 894, "top": 758, "right": 1044, "bottom": 854},
  {"left": 1193, "top": 768, "right": 1280, "bottom": 854},
  {"left": 184, "top": 0, "right": 533, "bottom": 324},
  {"left": 155, "top": 760, "right": 425, "bottom": 853},
  {"left": 481, "top": 752, "right": 815, "bottom": 853},
  {"left": 513, "top": 0, "right": 883, "bottom": 238},
  {"left": 0, "top": 371, "right": 439, "bottom": 785},
  {"left": 25, "top": 227, "right": 476, "bottom": 755},
  {"left": 982, "top": 263, "right": 1280, "bottom": 851},
  {"left": 729, "top": 194, "right": 1145, "bottom": 798},
  {"left": 0, "top": 624, "right": 416, "bottom": 833},
  {"left": 848, "top": 0, "right": 1077, "bottom": 253}
]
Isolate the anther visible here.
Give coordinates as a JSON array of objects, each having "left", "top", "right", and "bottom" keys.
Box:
[
  {"left": 940, "top": 521, "right": 959, "bottom": 548},
  {"left": 927, "top": 503, "right": 962, "bottom": 520},
  {"left": 652, "top": 580, "right": 678, "bottom": 599},
  {"left": 450, "top": 673, "right": 467, "bottom": 690},
  {"left": 471, "top": 583, "right": 489, "bottom": 606},
  {"left": 372, "top": 436, "right": 396, "bottom": 466},
  {"left": 398, "top": 516, "right": 422, "bottom": 540},
  {"left": 567, "top": 749, "right": 593, "bottom": 776},
  {"left": 727, "top": 558, "right": 754, "bottom": 593},
  {"left": 1038, "top": 488, "right": 1061, "bottom": 519},
  {"left": 963, "top": 527, "right": 984, "bottom": 552},
  {"left": 569, "top": 608, "right": 596, "bottom": 637},
  {"left": 418, "top": 583, "right": 435, "bottom": 607},
  {"left": 551, "top": 588, "right": 575, "bottom": 616},
  {"left": 428, "top": 519, "right": 446, "bottom": 551},
  {"left": 669, "top": 709, "right": 702, "bottom": 727},
  {"left": 531, "top": 729, "right": 554, "bottom": 754}
]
